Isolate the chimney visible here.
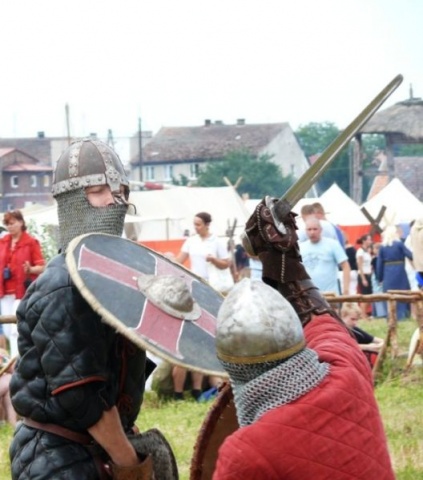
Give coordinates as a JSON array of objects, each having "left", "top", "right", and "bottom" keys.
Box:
[
  {"left": 204, "top": 119, "right": 211, "bottom": 126},
  {"left": 215, "top": 120, "right": 223, "bottom": 125},
  {"left": 89, "top": 132, "right": 97, "bottom": 139},
  {"left": 37, "top": 131, "right": 45, "bottom": 138},
  {"left": 237, "top": 119, "right": 245, "bottom": 126}
]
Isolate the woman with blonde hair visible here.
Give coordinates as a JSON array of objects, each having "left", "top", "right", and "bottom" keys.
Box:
[{"left": 376, "top": 225, "right": 412, "bottom": 320}]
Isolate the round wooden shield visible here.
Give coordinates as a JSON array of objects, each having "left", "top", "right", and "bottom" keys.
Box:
[
  {"left": 66, "top": 233, "right": 227, "bottom": 376},
  {"left": 190, "top": 383, "right": 239, "bottom": 480}
]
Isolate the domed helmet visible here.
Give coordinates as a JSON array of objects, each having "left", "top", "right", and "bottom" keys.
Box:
[
  {"left": 216, "top": 278, "right": 305, "bottom": 365},
  {"left": 216, "top": 279, "right": 329, "bottom": 427},
  {"left": 52, "top": 139, "right": 130, "bottom": 251}
]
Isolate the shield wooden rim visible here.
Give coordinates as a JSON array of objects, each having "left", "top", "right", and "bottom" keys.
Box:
[
  {"left": 0, "top": 356, "right": 16, "bottom": 376},
  {"left": 66, "top": 233, "right": 228, "bottom": 377},
  {"left": 190, "top": 382, "right": 239, "bottom": 480}
]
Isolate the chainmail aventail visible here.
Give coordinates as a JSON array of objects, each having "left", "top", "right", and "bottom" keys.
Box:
[
  {"left": 223, "top": 348, "right": 330, "bottom": 427},
  {"left": 56, "top": 189, "right": 127, "bottom": 252}
]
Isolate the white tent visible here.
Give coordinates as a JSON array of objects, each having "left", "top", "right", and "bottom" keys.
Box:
[
  {"left": 19, "top": 203, "right": 144, "bottom": 228},
  {"left": 244, "top": 198, "right": 261, "bottom": 214},
  {"left": 20, "top": 203, "right": 59, "bottom": 226},
  {"left": 129, "top": 186, "right": 251, "bottom": 241},
  {"left": 320, "top": 183, "right": 370, "bottom": 226},
  {"left": 361, "top": 178, "right": 423, "bottom": 226}
]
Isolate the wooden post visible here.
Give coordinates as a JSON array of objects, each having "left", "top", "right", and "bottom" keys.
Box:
[
  {"left": 371, "top": 299, "right": 396, "bottom": 380},
  {"left": 387, "top": 299, "right": 398, "bottom": 358},
  {"left": 405, "top": 297, "right": 423, "bottom": 371}
]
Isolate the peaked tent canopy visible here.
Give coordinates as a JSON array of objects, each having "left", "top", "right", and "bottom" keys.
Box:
[
  {"left": 320, "top": 183, "right": 370, "bottom": 227},
  {"left": 361, "top": 178, "right": 423, "bottom": 226}
]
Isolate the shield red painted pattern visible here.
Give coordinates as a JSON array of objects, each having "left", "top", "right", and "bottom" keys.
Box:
[{"left": 66, "top": 233, "right": 227, "bottom": 376}]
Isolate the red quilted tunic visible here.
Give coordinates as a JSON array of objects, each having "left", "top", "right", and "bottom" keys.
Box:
[{"left": 213, "top": 314, "right": 395, "bottom": 480}]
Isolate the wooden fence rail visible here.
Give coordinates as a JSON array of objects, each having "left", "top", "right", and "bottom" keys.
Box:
[
  {"left": 1, "top": 289, "right": 422, "bottom": 378},
  {"left": 323, "top": 290, "right": 423, "bottom": 378}
]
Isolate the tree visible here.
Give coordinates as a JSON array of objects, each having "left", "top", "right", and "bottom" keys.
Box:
[
  {"left": 295, "top": 123, "right": 386, "bottom": 198},
  {"left": 396, "top": 144, "right": 423, "bottom": 156},
  {"left": 27, "top": 220, "right": 58, "bottom": 262},
  {"left": 195, "top": 149, "right": 294, "bottom": 198},
  {"left": 295, "top": 122, "right": 350, "bottom": 194}
]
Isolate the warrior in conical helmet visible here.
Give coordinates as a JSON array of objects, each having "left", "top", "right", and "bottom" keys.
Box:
[{"left": 9, "top": 140, "right": 165, "bottom": 479}]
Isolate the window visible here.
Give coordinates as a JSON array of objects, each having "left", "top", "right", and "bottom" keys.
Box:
[
  {"left": 43, "top": 175, "right": 50, "bottom": 187},
  {"left": 164, "top": 165, "right": 173, "bottom": 181},
  {"left": 145, "top": 166, "right": 155, "bottom": 181},
  {"left": 31, "top": 175, "right": 37, "bottom": 188},
  {"left": 190, "top": 163, "right": 199, "bottom": 179},
  {"left": 11, "top": 176, "right": 19, "bottom": 188}
]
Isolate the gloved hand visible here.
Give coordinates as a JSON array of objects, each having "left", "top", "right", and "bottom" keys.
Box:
[
  {"left": 110, "top": 455, "right": 154, "bottom": 480},
  {"left": 242, "top": 196, "right": 337, "bottom": 326}
]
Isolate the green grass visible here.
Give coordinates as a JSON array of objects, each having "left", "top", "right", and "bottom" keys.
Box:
[{"left": 0, "top": 318, "right": 421, "bottom": 480}]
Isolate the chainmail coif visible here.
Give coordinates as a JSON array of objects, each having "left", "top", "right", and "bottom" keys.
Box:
[
  {"left": 56, "top": 188, "right": 127, "bottom": 252},
  {"left": 222, "top": 348, "right": 330, "bottom": 427}
]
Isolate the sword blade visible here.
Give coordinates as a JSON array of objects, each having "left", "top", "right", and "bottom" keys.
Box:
[{"left": 281, "top": 74, "right": 403, "bottom": 207}]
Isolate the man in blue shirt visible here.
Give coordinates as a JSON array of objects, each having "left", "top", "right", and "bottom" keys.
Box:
[{"left": 300, "top": 217, "right": 350, "bottom": 295}]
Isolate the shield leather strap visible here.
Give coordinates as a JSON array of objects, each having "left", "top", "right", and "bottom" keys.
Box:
[{"left": 190, "top": 383, "right": 239, "bottom": 480}]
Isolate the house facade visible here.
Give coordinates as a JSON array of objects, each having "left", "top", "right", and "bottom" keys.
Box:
[
  {"left": 0, "top": 133, "right": 123, "bottom": 210},
  {"left": 129, "top": 120, "right": 314, "bottom": 193},
  {"left": 0, "top": 148, "right": 53, "bottom": 211}
]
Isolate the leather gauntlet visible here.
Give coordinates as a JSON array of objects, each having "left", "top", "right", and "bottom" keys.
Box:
[
  {"left": 243, "top": 196, "right": 341, "bottom": 326},
  {"left": 276, "top": 279, "right": 334, "bottom": 326}
]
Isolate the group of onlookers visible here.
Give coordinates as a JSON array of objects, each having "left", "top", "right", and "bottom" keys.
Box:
[
  {"left": 164, "top": 204, "right": 423, "bottom": 398},
  {"left": 348, "top": 226, "right": 414, "bottom": 321},
  {"left": 297, "top": 202, "right": 421, "bottom": 321},
  {"left": 294, "top": 203, "right": 423, "bottom": 369}
]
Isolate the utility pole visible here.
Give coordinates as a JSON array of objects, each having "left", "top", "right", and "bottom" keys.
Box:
[
  {"left": 107, "top": 129, "right": 115, "bottom": 148},
  {"left": 138, "top": 117, "right": 143, "bottom": 182},
  {"left": 65, "top": 103, "right": 71, "bottom": 145}
]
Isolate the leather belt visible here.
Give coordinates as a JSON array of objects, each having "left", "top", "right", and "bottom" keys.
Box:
[
  {"left": 23, "top": 417, "right": 93, "bottom": 445},
  {"left": 23, "top": 417, "right": 112, "bottom": 479}
]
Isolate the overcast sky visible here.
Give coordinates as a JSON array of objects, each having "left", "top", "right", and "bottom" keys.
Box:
[{"left": 0, "top": 0, "right": 421, "bottom": 146}]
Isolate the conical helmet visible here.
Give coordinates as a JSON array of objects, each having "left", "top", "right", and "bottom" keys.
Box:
[
  {"left": 216, "top": 278, "right": 305, "bottom": 364},
  {"left": 52, "top": 139, "right": 130, "bottom": 251},
  {"left": 52, "top": 139, "right": 129, "bottom": 198}
]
